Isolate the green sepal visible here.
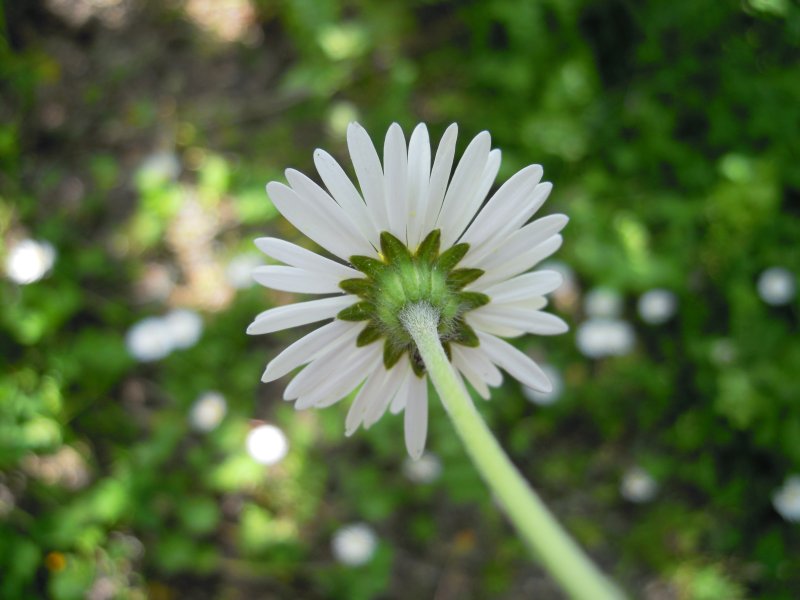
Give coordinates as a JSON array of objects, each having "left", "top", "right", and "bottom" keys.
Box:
[
  {"left": 447, "top": 268, "right": 484, "bottom": 290},
  {"left": 356, "top": 322, "right": 383, "bottom": 346},
  {"left": 442, "top": 341, "right": 452, "bottom": 361},
  {"left": 339, "top": 277, "right": 372, "bottom": 297},
  {"left": 350, "top": 255, "right": 385, "bottom": 279},
  {"left": 337, "top": 301, "right": 373, "bottom": 321},
  {"left": 380, "top": 232, "right": 413, "bottom": 265},
  {"left": 383, "top": 340, "right": 405, "bottom": 369},
  {"left": 435, "top": 243, "right": 469, "bottom": 272},
  {"left": 415, "top": 229, "right": 441, "bottom": 262},
  {"left": 454, "top": 320, "right": 480, "bottom": 347},
  {"left": 458, "top": 291, "right": 490, "bottom": 311}
]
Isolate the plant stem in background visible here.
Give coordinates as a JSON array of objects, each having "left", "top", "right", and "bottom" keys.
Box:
[{"left": 400, "top": 301, "right": 626, "bottom": 600}]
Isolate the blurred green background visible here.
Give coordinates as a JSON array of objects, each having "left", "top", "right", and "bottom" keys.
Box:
[{"left": 2, "top": 0, "right": 799, "bottom": 598}]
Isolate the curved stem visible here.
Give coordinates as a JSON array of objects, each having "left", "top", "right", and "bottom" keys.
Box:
[{"left": 401, "top": 302, "right": 625, "bottom": 600}]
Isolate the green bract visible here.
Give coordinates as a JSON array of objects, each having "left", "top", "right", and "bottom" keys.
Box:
[{"left": 337, "top": 230, "right": 489, "bottom": 376}]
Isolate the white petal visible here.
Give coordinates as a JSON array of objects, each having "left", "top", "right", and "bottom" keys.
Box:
[
  {"left": 285, "top": 169, "right": 375, "bottom": 257},
  {"left": 406, "top": 124, "right": 432, "bottom": 249},
  {"left": 247, "top": 295, "right": 356, "bottom": 335},
  {"left": 254, "top": 237, "right": 360, "bottom": 280},
  {"left": 470, "top": 305, "right": 569, "bottom": 335},
  {"left": 440, "top": 145, "right": 500, "bottom": 249},
  {"left": 267, "top": 181, "right": 361, "bottom": 260},
  {"left": 389, "top": 362, "right": 415, "bottom": 414},
  {"left": 314, "top": 351, "right": 383, "bottom": 409},
  {"left": 364, "top": 356, "right": 410, "bottom": 428},
  {"left": 261, "top": 319, "right": 358, "bottom": 382},
  {"left": 466, "top": 311, "right": 526, "bottom": 338},
  {"left": 454, "top": 344, "right": 504, "bottom": 388},
  {"left": 283, "top": 328, "right": 363, "bottom": 399},
  {"left": 347, "top": 122, "right": 389, "bottom": 233},
  {"left": 451, "top": 345, "right": 490, "bottom": 399},
  {"left": 345, "top": 363, "right": 391, "bottom": 436},
  {"left": 460, "top": 164, "right": 543, "bottom": 252},
  {"left": 314, "top": 149, "right": 379, "bottom": 247},
  {"left": 252, "top": 265, "right": 342, "bottom": 294},
  {"left": 383, "top": 123, "right": 409, "bottom": 239},
  {"left": 437, "top": 131, "right": 492, "bottom": 247},
  {"left": 469, "top": 214, "right": 568, "bottom": 270},
  {"left": 475, "top": 270, "right": 563, "bottom": 301},
  {"left": 420, "top": 124, "right": 458, "bottom": 240},
  {"left": 294, "top": 346, "right": 379, "bottom": 410},
  {"left": 404, "top": 374, "right": 429, "bottom": 460},
  {"left": 476, "top": 235, "right": 564, "bottom": 286},
  {"left": 477, "top": 332, "right": 552, "bottom": 393}
]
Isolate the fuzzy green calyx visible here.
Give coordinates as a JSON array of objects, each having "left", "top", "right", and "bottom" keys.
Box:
[{"left": 338, "top": 230, "right": 488, "bottom": 375}]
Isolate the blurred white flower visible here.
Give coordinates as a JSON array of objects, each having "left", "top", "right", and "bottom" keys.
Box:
[
  {"left": 226, "top": 252, "right": 262, "bottom": 289},
  {"left": 402, "top": 452, "right": 442, "bottom": 484},
  {"left": 576, "top": 318, "right": 635, "bottom": 358},
  {"left": 163, "top": 309, "right": 203, "bottom": 349},
  {"left": 523, "top": 364, "right": 563, "bottom": 406},
  {"left": 246, "top": 424, "right": 289, "bottom": 465},
  {"left": 4, "top": 239, "right": 56, "bottom": 285},
  {"left": 189, "top": 391, "right": 227, "bottom": 432},
  {"left": 125, "top": 317, "right": 173, "bottom": 362},
  {"left": 757, "top": 267, "right": 796, "bottom": 306},
  {"left": 773, "top": 475, "right": 800, "bottom": 522},
  {"left": 637, "top": 288, "right": 677, "bottom": 325},
  {"left": 331, "top": 522, "right": 378, "bottom": 566},
  {"left": 620, "top": 466, "right": 658, "bottom": 503},
  {"left": 584, "top": 287, "right": 623, "bottom": 319},
  {"left": 137, "top": 150, "right": 180, "bottom": 185}
]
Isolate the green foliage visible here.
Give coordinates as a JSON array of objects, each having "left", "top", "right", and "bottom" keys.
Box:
[{"left": 1, "top": 0, "right": 799, "bottom": 597}]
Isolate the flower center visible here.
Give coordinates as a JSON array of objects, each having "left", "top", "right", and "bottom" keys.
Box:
[{"left": 338, "top": 230, "right": 489, "bottom": 375}]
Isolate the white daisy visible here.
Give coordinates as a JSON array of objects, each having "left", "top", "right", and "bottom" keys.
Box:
[
  {"left": 773, "top": 474, "right": 800, "bottom": 522},
  {"left": 248, "top": 122, "right": 568, "bottom": 459}
]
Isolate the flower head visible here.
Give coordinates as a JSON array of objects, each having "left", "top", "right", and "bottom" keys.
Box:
[
  {"left": 773, "top": 474, "right": 800, "bottom": 522},
  {"left": 249, "top": 122, "right": 568, "bottom": 458}
]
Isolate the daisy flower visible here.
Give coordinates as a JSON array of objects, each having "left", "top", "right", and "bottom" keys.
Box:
[{"left": 248, "top": 122, "right": 568, "bottom": 459}]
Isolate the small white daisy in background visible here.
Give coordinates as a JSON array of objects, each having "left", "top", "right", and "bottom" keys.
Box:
[
  {"left": 125, "top": 317, "right": 173, "bottom": 362},
  {"left": 772, "top": 475, "right": 800, "bottom": 522},
  {"left": 226, "top": 252, "right": 262, "bottom": 289},
  {"left": 4, "top": 239, "right": 56, "bottom": 285},
  {"left": 523, "top": 364, "right": 563, "bottom": 406},
  {"left": 125, "top": 309, "right": 203, "bottom": 362},
  {"left": 248, "top": 122, "right": 569, "bottom": 458},
  {"left": 584, "top": 287, "right": 623, "bottom": 319},
  {"left": 246, "top": 423, "right": 289, "bottom": 466},
  {"left": 620, "top": 466, "right": 658, "bottom": 504},
  {"left": 402, "top": 451, "right": 443, "bottom": 484},
  {"left": 757, "top": 267, "right": 796, "bottom": 306},
  {"left": 136, "top": 150, "right": 181, "bottom": 186},
  {"left": 189, "top": 391, "right": 227, "bottom": 432},
  {"left": 331, "top": 522, "right": 378, "bottom": 566},
  {"left": 637, "top": 288, "right": 677, "bottom": 325},
  {"left": 163, "top": 308, "right": 204, "bottom": 349},
  {"left": 576, "top": 318, "right": 635, "bottom": 359}
]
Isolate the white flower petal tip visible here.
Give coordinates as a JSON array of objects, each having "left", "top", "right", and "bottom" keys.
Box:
[{"left": 251, "top": 122, "right": 568, "bottom": 456}]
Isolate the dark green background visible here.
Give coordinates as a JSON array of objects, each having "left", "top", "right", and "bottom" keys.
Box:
[{"left": 2, "top": 0, "right": 799, "bottom": 598}]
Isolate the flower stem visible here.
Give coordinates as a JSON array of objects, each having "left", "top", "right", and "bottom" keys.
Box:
[{"left": 400, "top": 302, "right": 625, "bottom": 600}]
